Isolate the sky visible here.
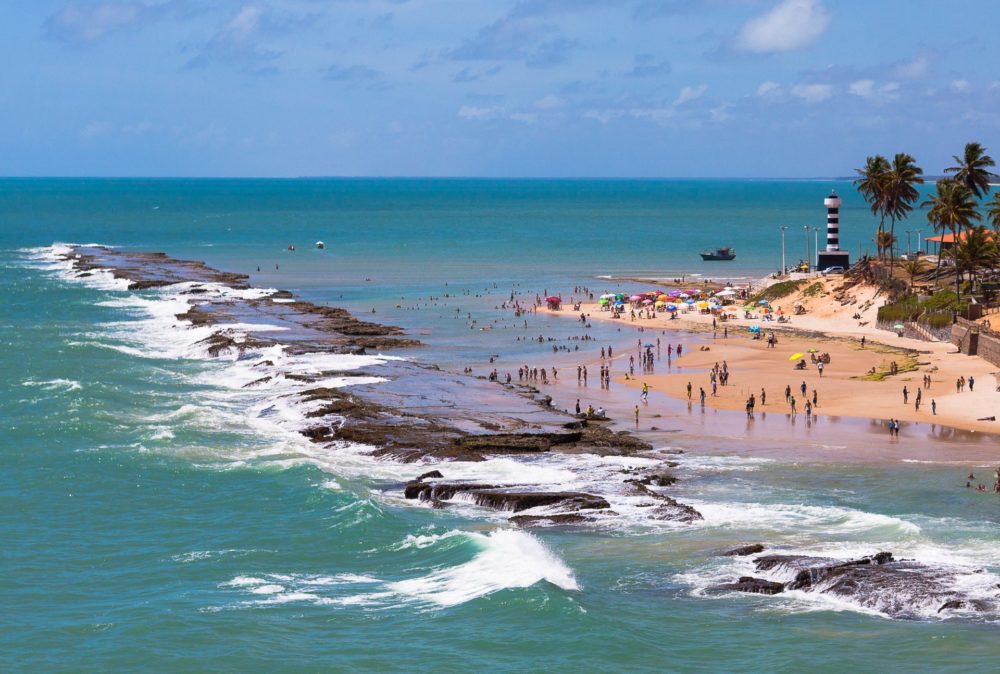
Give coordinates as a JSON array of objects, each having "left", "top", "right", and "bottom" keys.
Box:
[{"left": 3, "top": 0, "right": 1000, "bottom": 178}]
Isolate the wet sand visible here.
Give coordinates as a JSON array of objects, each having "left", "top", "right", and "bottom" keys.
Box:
[{"left": 502, "top": 315, "right": 1000, "bottom": 466}]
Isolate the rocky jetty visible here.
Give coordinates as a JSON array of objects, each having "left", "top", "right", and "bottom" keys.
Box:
[{"left": 61, "top": 245, "right": 703, "bottom": 525}]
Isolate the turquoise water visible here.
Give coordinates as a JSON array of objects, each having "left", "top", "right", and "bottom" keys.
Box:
[{"left": 2, "top": 180, "right": 999, "bottom": 672}]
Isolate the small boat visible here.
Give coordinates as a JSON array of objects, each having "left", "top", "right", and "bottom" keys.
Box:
[
  {"left": 700, "top": 247, "right": 736, "bottom": 261},
  {"left": 315, "top": 241, "right": 325, "bottom": 249}
]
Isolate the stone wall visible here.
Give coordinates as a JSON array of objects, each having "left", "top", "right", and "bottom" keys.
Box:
[{"left": 952, "top": 319, "right": 1000, "bottom": 367}]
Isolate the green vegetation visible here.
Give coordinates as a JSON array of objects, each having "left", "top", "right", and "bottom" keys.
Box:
[
  {"left": 857, "top": 354, "right": 919, "bottom": 382},
  {"left": 877, "top": 289, "right": 965, "bottom": 326},
  {"left": 801, "top": 282, "right": 824, "bottom": 298},
  {"left": 750, "top": 280, "right": 805, "bottom": 303}
]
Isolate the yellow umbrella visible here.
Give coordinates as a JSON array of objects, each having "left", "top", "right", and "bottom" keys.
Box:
[{"left": 789, "top": 352, "right": 804, "bottom": 361}]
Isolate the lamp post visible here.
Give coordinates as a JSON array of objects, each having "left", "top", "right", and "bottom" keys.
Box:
[
  {"left": 916, "top": 229, "right": 922, "bottom": 255},
  {"left": 780, "top": 225, "right": 787, "bottom": 275},
  {"left": 804, "top": 225, "right": 811, "bottom": 272},
  {"left": 814, "top": 229, "right": 819, "bottom": 269},
  {"left": 905, "top": 230, "right": 912, "bottom": 258}
]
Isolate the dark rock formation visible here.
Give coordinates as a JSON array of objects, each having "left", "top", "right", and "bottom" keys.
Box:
[
  {"left": 723, "top": 544, "right": 766, "bottom": 557},
  {"left": 403, "top": 480, "right": 610, "bottom": 513},
  {"left": 718, "top": 576, "right": 785, "bottom": 595},
  {"left": 718, "top": 552, "right": 1000, "bottom": 619},
  {"left": 509, "top": 514, "right": 593, "bottom": 527}
]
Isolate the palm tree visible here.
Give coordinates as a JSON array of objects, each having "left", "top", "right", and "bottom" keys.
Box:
[
  {"left": 947, "top": 225, "right": 997, "bottom": 294},
  {"left": 882, "top": 153, "right": 924, "bottom": 272},
  {"left": 987, "top": 190, "right": 1000, "bottom": 230},
  {"left": 875, "top": 230, "right": 896, "bottom": 261},
  {"left": 854, "top": 155, "right": 890, "bottom": 260},
  {"left": 922, "top": 179, "right": 981, "bottom": 298},
  {"left": 945, "top": 142, "right": 997, "bottom": 200},
  {"left": 903, "top": 259, "right": 925, "bottom": 293}
]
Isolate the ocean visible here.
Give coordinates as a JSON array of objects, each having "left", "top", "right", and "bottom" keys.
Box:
[{"left": 2, "top": 179, "right": 998, "bottom": 672}]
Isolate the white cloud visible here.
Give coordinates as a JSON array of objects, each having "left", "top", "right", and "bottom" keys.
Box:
[
  {"left": 583, "top": 109, "right": 620, "bottom": 124},
  {"left": 674, "top": 84, "right": 708, "bottom": 106},
  {"left": 756, "top": 81, "right": 781, "bottom": 97},
  {"left": 510, "top": 112, "right": 538, "bottom": 124},
  {"left": 790, "top": 83, "right": 833, "bottom": 104},
  {"left": 950, "top": 79, "right": 971, "bottom": 93},
  {"left": 45, "top": 1, "right": 148, "bottom": 44},
  {"left": 629, "top": 107, "right": 676, "bottom": 124},
  {"left": 734, "top": 0, "right": 830, "bottom": 54},
  {"left": 894, "top": 53, "right": 930, "bottom": 79},
  {"left": 848, "top": 79, "right": 874, "bottom": 98},
  {"left": 80, "top": 121, "right": 112, "bottom": 141},
  {"left": 533, "top": 94, "right": 562, "bottom": 109},
  {"left": 458, "top": 105, "right": 500, "bottom": 120}
]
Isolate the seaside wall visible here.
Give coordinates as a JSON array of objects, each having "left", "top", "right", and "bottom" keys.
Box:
[{"left": 952, "top": 319, "right": 1000, "bottom": 367}]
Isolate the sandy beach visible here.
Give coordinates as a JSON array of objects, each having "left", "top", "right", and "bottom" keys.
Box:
[{"left": 545, "top": 277, "right": 1000, "bottom": 435}]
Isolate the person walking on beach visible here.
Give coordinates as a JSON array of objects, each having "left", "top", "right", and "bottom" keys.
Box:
[
  {"left": 712, "top": 381, "right": 717, "bottom": 397},
  {"left": 634, "top": 405, "right": 640, "bottom": 424},
  {"left": 805, "top": 400, "right": 812, "bottom": 418},
  {"left": 687, "top": 382, "right": 693, "bottom": 400},
  {"left": 902, "top": 386, "right": 908, "bottom": 404},
  {"left": 760, "top": 388, "right": 766, "bottom": 406},
  {"left": 789, "top": 395, "right": 796, "bottom": 415},
  {"left": 817, "top": 361, "right": 824, "bottom": 377},
  {"left": 915, "top": 387, "right": 922, "bottom": 410},
  {"left": 932, "top": 399, "right": 937, "bottom": 415},
  {"left": 812, "top": 389, "right": 818, "bottom": 408},
  {"left": 969, "top": 375, "right": 975, "bottom": 391},
  {"left": 861, "top": 336, "right": 866, "bottom": 349},
  {"left": 699, "top": 387, "right": 706, "bottom": 406},
  {"left": 575, "top": 399, "right": 581, "bottom": 415},
  {"left": 641, "top": 382, "right": 650, "bottom": 403},
  {"left": 800, "top": 381, "right": 807, "bottom": 397},
  {"left": 582, "top": 366, "right": 588, "bottom": 385},
  {"left": 785, "top": 384, "right": 791, "bottom": 402}
]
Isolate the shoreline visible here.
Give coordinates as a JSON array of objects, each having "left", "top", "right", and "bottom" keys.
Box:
[{"left": 534, "top": 277, "right": 1000, "bottom": 442}]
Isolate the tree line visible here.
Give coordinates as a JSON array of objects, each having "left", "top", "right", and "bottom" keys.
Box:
[{"left": 855, "top": 143, "right": 1000, "bottom": 299}]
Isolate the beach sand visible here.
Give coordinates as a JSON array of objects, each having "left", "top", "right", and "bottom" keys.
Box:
[{"left": 545, "top": 277, "right": 1000, "bottom": 435}]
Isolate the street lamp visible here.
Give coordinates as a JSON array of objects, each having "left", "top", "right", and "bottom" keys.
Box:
[
  {"left": 804, "top": 225, "right": 811, "bottom": 272},
  {"left": 814, "top": 228, "right": 819, "bottom": 269},
  {"left": 780, "top": 225, "right": 787, "bottom": 274},
  {"left": 905, "top": 230, "right": 912, "bottom": 257}
]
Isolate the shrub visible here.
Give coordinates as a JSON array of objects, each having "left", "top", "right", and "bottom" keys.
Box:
[{"left": 750, "top": 280, "right": 805, "bottom": 304}]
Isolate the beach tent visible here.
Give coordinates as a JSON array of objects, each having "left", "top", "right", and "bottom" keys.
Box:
[{"left": 715, "top": 289, "right": 736, "bottom": 297}]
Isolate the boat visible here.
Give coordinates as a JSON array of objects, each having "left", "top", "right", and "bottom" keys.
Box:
[{"left": 700, "top": 247, "right": 736, "bottom": 261}]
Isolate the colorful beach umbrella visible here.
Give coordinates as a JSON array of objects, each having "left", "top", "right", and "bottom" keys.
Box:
[{"left": 789, "top": 352, "right": 804, "bottom": 361}]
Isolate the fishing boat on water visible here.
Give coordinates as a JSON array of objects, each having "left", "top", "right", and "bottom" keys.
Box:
[{"left": 700, "top": 247, "right": 736, "bottom": 261}]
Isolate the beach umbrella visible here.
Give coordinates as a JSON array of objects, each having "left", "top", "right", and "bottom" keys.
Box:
[
  {"left": 629, "top": 295, "right": 642, "bottom": 301},
  {"left": 685, "top": 299, "right": 695, "bottom": 305},
  {"left": 807, "top": 348, "right": 818, "bottom": 353},
  {"left": 599, "top": 298, "right": 609, "bottom": 305},
  {"left": 668, "top": 290, "right": 682, "bottom": 297},
  {"left": 678, "top": 293, "right": 690, "bottom": 299},
  {"left": 666, "top": 305, "right": 677, "bottom": 312},
  {"left": 642, "top": 299, "right": 653, "bottom": 305},
  {"left": 657, "top": 294, "right": 670, "bottom": 302},
  {"left": 789, "top": 352, "right": 804, "bottom": 361},
  {"left": 748, "top": 325, "right": 761, "bottom": 333},
  {"left": 600, "top": 293, "right": 615, "bottom": 299},
  {"left": 758, "top": 299, "right": 769, "bottom": 305},
  {"left": 645, "top": 343, "right": 655, "bottom": 348},
  {"left": 893, "top": 323, "right": 905, "bottom": 330},
  {"left": 546, "top": 296, "right": 561, "bottom": 303},
  {"left": 654, "top": 300, "right": 666, "bottom": 307},
  {"left": 716, "top": 289, "right": 736, "bottom": 297}
]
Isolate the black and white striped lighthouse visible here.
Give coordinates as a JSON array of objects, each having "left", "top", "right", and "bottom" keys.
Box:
[
  {"left": 817, "top": 190, "right": 850, "bottom": 272},
  {"left": 824, "top": 190, "right": 841, "bottom": 251}
]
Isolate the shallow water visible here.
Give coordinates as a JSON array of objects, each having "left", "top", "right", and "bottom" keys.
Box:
[{"left": 2, "top": 180, "right": 999, "bottom": 672}]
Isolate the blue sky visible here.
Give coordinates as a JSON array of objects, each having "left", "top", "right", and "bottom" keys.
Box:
[{"left": 4, "top": 0, "right": 1000, "bottom": 177}]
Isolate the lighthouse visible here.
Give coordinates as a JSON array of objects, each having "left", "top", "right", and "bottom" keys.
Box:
[{"left": 816, "top": 190, "right": 850, "bottom": 272}]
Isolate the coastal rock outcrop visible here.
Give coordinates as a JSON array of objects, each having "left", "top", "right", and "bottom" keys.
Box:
[
  {"left": 403, "top": 480, "right": 610, "bottom": 513},
  {"left": 715, "top": 551, "right": 999, "bottom": 618},
  {"left": 722, "top": 544, "right": 766, "bottom": 557}
]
